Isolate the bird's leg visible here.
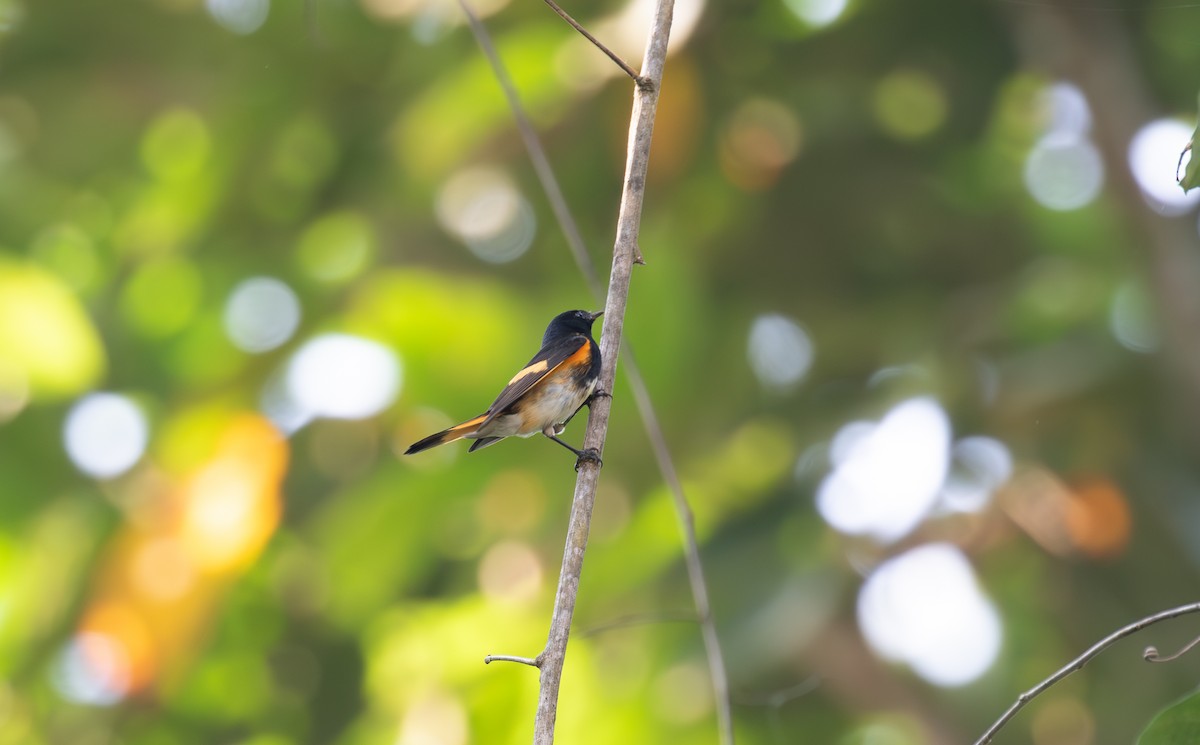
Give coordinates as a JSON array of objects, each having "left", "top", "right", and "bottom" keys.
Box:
[
  {"left": 543, "top": 432, "right": 603, "bottom": 471},
  {"left": 560, "top": 387, "right": 612, "bottom": 428},
  {"left": 545, "top": 388, "right": 610, "bottom": 469}
]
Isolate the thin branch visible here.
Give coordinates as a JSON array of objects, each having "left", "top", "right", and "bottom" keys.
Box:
[
  {"left": 457, "top": 3, "right": 735, "bottom": 743},
  {"left": 529, "top": 0, "right": 676, "bottom": 740},
  {"left": 541, "top": 0, "right": 642, "bottom": 83},
  {"left": 1145, "top": 633, "right": 1200, "bottom": 663},
  {"left": 579, "top": 610, "right": 699, "bottom": 637},
  {"left": 485, "top": 654, "right": 542, "bottom": 667},
  {"left": 974, "top": 602, "right": 1200, "bottom": 745}
]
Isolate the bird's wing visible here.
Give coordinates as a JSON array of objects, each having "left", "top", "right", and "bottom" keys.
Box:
[{"left": 480, "top": 334, "right": 591, "bottom": 427}]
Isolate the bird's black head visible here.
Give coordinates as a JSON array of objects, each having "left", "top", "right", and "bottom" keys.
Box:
[{"left": 543, "top": 309, "right": 603, "bottom": 345}]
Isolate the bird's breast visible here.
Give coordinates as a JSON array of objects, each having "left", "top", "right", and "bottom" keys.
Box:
[{"left": 512, "top": 376, "right": 596, "bottom": 436}]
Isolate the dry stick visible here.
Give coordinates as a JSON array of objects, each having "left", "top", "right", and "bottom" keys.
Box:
[
  {"left": 974, "top": 602, "right": 1200, "bottom": 745},
  {"left": 537, "top": 0, "right": 675, "bottom": 741},
  {"left": 535, "top": 0, "right": 674, "bottom": 736},
  {"left": 541, "top": 0, "right": 642, "bottom": 83},
  {"left": 456, "top": 3, "right": 734, "bottom": 743}
]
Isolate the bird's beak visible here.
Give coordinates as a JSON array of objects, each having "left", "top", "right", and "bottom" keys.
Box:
[{"left": 588, "top": 310, "right": 605, "bottom": 322}]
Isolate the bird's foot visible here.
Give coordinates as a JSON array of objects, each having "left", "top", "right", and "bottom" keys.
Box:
[{"left": 574, "top": 447, "right": 603, "bottom": 471}]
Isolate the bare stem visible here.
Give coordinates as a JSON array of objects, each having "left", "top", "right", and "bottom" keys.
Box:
[
  {"left": 974, "top": 602, "right": 1200, "bottom": 745},
  {"left": 484, "top": 654, "right": 542, "bottom": 667},
  {"left": 530, "top": 0, "right": 676, "bottom": 741},
  {"left": 458, "top": 2, "right": 735, "bottom": 743},
  {"left": 460, "top": 2, "right": 729, "bottom": 739},
  {"left": 541, "top": 0, "right": 642, "bottom": 83}
]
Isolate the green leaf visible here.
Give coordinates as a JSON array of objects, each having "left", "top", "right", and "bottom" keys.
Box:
[
  {"left": 1138, "top": 690, "right": 1200, "bottom": 744},
  {"left": 1178, "top": 93, "right": 1200, "bottom": 192},
  {"left": 1179, "top": 137, "right": 1200, "bottom": 193}
]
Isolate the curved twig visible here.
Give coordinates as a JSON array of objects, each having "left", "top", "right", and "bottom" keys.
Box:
[
  {"left": 975, "top": 602, "right": 1200, "bottom": 745},
  {"left": 1144, "top": 633, "right": 1200, "bottom": 663}
]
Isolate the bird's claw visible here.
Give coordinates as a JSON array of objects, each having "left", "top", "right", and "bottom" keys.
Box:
[
  {"left": 586, "top": 389, "right": 612, "bottom": 406},
  {"left": 574, "top": 448, "right": 603, "bottom": 471}
]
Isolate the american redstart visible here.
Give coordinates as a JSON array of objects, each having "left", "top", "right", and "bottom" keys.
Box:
[{"left": 405, "top": 309, "right": 606, "bottom": 467}]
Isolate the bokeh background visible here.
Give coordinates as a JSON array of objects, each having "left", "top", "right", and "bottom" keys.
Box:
[{"left": 2, "top": 0, "right": 1200, "bottom": 742}]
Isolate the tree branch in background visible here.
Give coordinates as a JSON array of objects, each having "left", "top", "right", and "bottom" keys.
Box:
[
  {"left": 457, "top": 1, "right": 734, "bottom": 742},
  {"left": 579, "top": 610, "right": 699, "bottom": 637},
  {"left": 974, "top": 602, "right": 1200, "bottom": 745},
  {"left": 1006, "top": 1, "right": 1200, "bottom": 448},
  {"left": 458, "top": 0, "right": 677, "bottom": 742},
  {"left": 304, "top": 0, "right": 325, "bottom": 47}
]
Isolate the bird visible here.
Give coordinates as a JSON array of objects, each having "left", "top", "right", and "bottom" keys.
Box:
[{"left": 404, "top": 309, "right": 606, "bottom": 467}]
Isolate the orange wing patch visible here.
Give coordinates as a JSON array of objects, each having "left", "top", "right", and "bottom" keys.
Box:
[
  {"left": 524, "top": 340, "right": 591, "bottom": 389},
  {"left": 507, "top": 359, "right": 549, "bottom": 386},
  {"left": 562, "top": 339, "right": 591, "bottom": 370}
]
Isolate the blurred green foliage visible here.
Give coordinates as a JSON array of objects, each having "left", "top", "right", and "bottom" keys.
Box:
[
  {"left": 2, "top": 0, "right": 1200, "bottom": 744},
  {"left": 1138, "top": 691, "right": 1200, "bottom": 745}
]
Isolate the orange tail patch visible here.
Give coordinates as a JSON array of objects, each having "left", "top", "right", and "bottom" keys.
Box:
[{"left": 404, "top": 413, "right": 487, "bottom": 455}]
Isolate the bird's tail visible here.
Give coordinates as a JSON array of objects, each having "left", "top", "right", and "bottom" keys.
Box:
[{"left": 404, "top": 414, "right": 488, "bottom": 455}]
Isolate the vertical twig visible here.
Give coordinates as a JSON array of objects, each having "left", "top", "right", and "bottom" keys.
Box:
[
  {"left": 454, "top": 6, "right": 734, "bottom": 739},
  {"left": 530, "top": 0, "right": 675, "bottom": 742}
]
